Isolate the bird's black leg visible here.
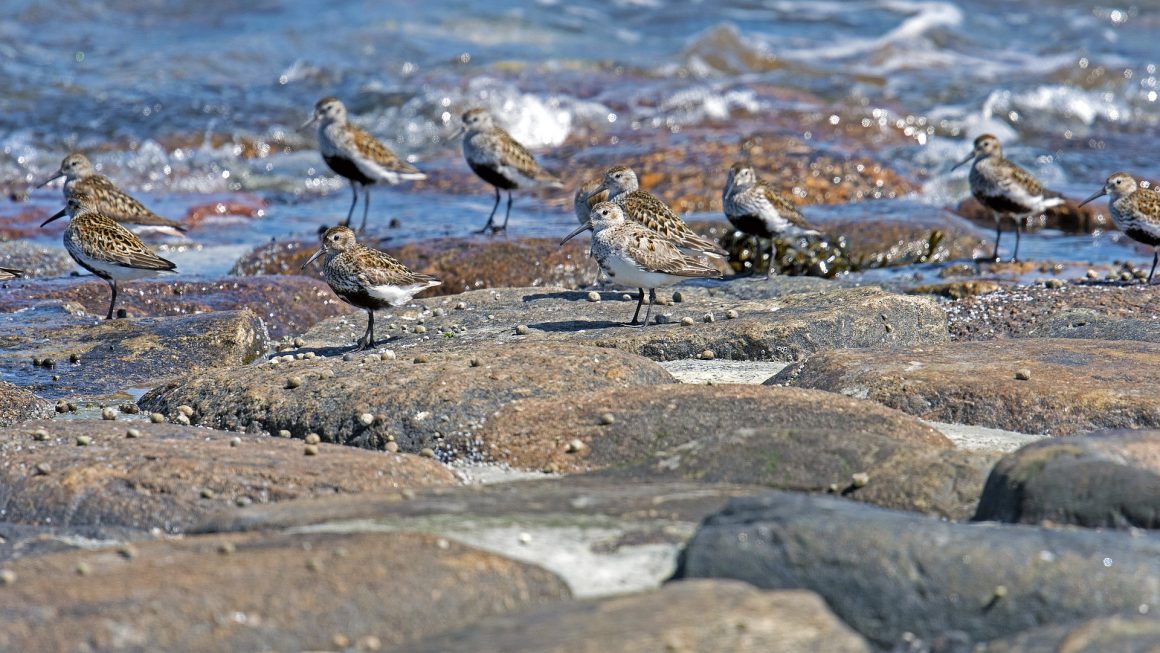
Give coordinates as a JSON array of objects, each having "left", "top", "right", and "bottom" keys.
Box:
[
  {"left": 1149, "top": 249, "right": 1158, "bottom": 285},
  {"left": 106, "top": 280, "right": 117, "bottom": 320},
  {"left": 629, "top": 288, "right": 646, "bottom": 325},
  {"left": 477, "top": 186, "right": 502, "bottom": 234},
  {"left": 356, "top": 310, "right": 375, "bottom": 351},
  {"left": 497, "top": 190, "right": 514, "bottom": 233},
  {"left": 766, "top": 238, "right": 776, "bottom": 279},
  {"left": 1012, "top": 216, "right": 1023, "bottom": 263},
  {"left": 359, "top": 186, "right": 371, "bottom": 234},
  {"left": 991, "top": 215, "right": 1002, "bottom": 262},
  {"left": 344, "top": 181, "right": 359, "bottom": 227},
  {"left": 637, "top": 288, "right": 657, "bottom": 329}
]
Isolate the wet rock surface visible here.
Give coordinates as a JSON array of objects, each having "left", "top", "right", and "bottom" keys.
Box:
[
  {"left": 979, "top": 614, "right": 1160, "bottom": 653},
  {"left": 0, "top": 529, "right": 569, "bottom": 653},
  {"left": 0, "top": 420, "right": 456, "bottom": 533},
  {"left": 975, "top": 429, "right": 1160, "bottom": 529},
  {"left": 300, "top": 283, "right": 948, "bottom": 363},
  {"left": 0, "top": 305, "right": 271, "bottom": 400},
  {"left": 140, "top": 343, "right": 673, "bottom": 453},
  {"left": 0, "top": 275, "right": 350, "bottom": 339},
  {"left": 0, "top": 380, "right": 52, "bottom": 426},
  {"left": 673, "top": 491, "right": 1160, "bottom": 648},
  {"left": 771, "top": 338, "right": 1160, "bottom": 436},
  {"left": 0, "top": 240, "right": 74, "bottom": 278},
  {"left": 393, "top": 579, "right": 872, "bottom": 653}
]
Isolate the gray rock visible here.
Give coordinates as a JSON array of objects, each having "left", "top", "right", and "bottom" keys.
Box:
[
  {"left": 0, "top": 380, "right": 51, "bottom": 426},
  {"left": 140, "top": 343, "right": 673, "bottom": 453},
  {"left": 1029, "top": 308, "right": 1160, "bottom": 343},
  {"left": 0, "top": 240, "right": 75, "bottom": 278},
  {"left": 673, "top": 491, "right": 1160, "bottom": 647},
  {"left": 301, "top": 284, "right": 948, "bottom": 362},
  {"left": 975, "top": 429, "right": 1160, "bottom": 529},
  {"left": 392, "top": 579, "right": 871, "bottom": 653}
]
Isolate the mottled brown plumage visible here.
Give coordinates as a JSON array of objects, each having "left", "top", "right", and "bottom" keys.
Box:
[
  {"left": 39, "top": 153, "right": 187, "bottom": 236},
  {"left": 1080, "top": 172, "right": 1160, "bottom": 283},
  {"left": 595, "top": 165, "right": 727, "bottom": 258}
]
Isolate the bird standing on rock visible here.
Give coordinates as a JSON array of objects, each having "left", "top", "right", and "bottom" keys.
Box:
[
  {"left": 561, "top": 201, "right": 722, "bottom": 327},
  {"left": 952, "top": 134, "right": 1064, "bottom": 263},
  {"left": 1080, "top": 172, "right": 1160, "bottom": 284},
  {"left": 303, "top": 225, "right": 441, "bottom": 351},
  {"left": 42, "top": 192, "right": 177, "bottom": 319},
  {"left": 722, "top": 163, "right": 821, "bottom": 278},
  {"left": 460, "top": 108, "right": 563, "bottom": 234},
  {"left": 304, "top": 97, "right": 427, "bottom": 233}
]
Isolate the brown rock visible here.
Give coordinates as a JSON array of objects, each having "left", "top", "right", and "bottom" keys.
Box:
[
  {"left": 910, "top": 280, "right": 1001, "bottom": 300},
  {"left": 980, "top": 613, "right": 1160, "bottom": 653},
  {"left": 140, "top": 343, "right": 674, "bottom": 453},
  {"left": 393, "top": 580, "right": 871, "bottom": 653},
  {"left": 0, "top": 530, "right": 568, "bottom": 652},
  {"left": 771, "top": 338, "right": 1160, "bottom": 436},
  {"left": 0, "top": 420, "right": 456, "bottom": 532},
  {"left": 0, "top": 380, "right": 52, "bottom": 426},
  {"left": 0, "top": 275, "right": 349, "bottom": 338}
]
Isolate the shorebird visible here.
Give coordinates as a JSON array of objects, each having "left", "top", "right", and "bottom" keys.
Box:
[
  {"left": 42, "top": 193, "right": 177, "bottom": 319},
  {"left": 460, "top": 108, "right": 563, "bottom": 234},
  {"left": 593, "top": 165, "right": 727, "bottom": 258},
  {"left": 561, "top": 201, "right": 722, "bottom": 327},
  {"left": 1080, "top": 172, "right": 1160, "bottom": 283},
  {"left": 304, "top": 97, "right": 427, "bottom": 233},
  {"left": 952, "top": 134, "right": 1064, "bottom": 262},
  {"left": 0, "top": 267, "right": 23, "bottom": 281},
  {"left": 573, "top": 178, "right": 606, "bottom": 225},
  {"left": 302, "top": 225, "right": 441, "bottom": 350},
  {"left": 38, "top": 153, "right": 187, "bottom": 237},
  {"left": 723, "top": 163, "right": 821, "bottom": 278}
]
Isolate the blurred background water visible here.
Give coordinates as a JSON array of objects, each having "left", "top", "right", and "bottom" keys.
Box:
[{"left": 1, "top": 0, "right": 1157, "bottom": 275}]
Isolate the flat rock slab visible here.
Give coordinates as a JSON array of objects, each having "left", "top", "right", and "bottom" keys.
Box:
[
  {"left": 0, "top": 530, "right": 568, "bottom": 653},
  {"left": 673, "top": 492, "right": 1160, "bottom": 647},
  {"left": 975, "top": 429, "right": 1160, "bottom": 529},
  {"left": 470, "top": 384, "right": 992, "bottom": 519},
  {"left": 0, "top": 305, "right": 270, "bottom": 400},
  {"left": 393, "top": 579, "right": 871, "bottom": 653},
  {"left": 301, "top": 283, "right": 948, "bottom": 363},
  {"left": 0, "top": 275, "right": 350, "bottom": 339},
  {"left": 0, "top": 380, "right": 51, "bottom": 426},
  {"left": 770, "top": 338, "right": 1160, "bottom": 436},
  {"left": 140, "top": 343, "right": 673, "bottom": 453},
  {"left": 1029, "top": 308, "right": 1160, "bottom": 343},
  {"left": 194, "top": 476, "right": 758, "bottom": 598},
  {"left": 0, "top": 420, "right": 456, "bottom": 533},
  {"left": 980, "top": 614, "right": 1160, "bottom": 653}
]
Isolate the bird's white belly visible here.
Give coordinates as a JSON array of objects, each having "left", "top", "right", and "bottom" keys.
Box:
[
  {"left": 367, "top": 281, "right": 440, "bottom": 306},
  {"left": 598, "top": 252, "right": 683, "bottom": 289}
]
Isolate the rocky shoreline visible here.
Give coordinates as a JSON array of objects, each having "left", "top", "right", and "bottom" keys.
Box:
[{"left": 3, "top": 236, "right": 1160, "bottom": 651}]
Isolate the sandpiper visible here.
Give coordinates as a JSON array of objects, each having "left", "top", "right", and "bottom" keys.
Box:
[
  {"left": 952, "top": 134, "right": 1064, "bottom": 262},
  {"left": 460, "top": 108, "right": 563, "bottom": 234},
  {"left": 38, "top": 153, "right": 187, "bottom": 238},
  {"left": 723, "top": 163, "right": 821, "bottom": 278},
  {"left": 304, "top": 97, "right": 427, "bottom": 233},
  {"left": 593, "top": 165, "right": 727, "bottom": 258},
  {"left": 302, "top": 225, "right": 441, "bottom": 350},
  {"left": 0, "top": 267, "right": 23, "bottom": 281},
  {"left": 561, "top": 201, "right": 722, "bottom": 327},
  {"left": 42, "top": 193, "right": 177, "bottom": 319},
  {"left": 573, "top": 178, "right": 606, "bottom": 225},
  {"left": 1080, "top": 172, "right": 1160, "bottom": 283}
]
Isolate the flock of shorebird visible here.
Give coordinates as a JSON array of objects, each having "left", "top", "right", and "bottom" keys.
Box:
[{"left": 8, "top": 96, "right": 1160, "bottom": 351}]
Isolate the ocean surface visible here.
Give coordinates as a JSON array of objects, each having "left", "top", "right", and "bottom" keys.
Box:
[{"left": 2, "top": 0, "right": 1158, "bottom": 275}]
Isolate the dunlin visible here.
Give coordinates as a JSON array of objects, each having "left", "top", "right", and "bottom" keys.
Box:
[
  {"left": 723, "top": 163, "right": 820, "bottom": 278},
  {"left": 0, "top": 267, "right": 23, "bottom": 281},
  {"left": 561, "top": 201, "right": 722, "bottom": 327},
  {"left": 38, "top": 153, "right": 187, "bottom": 238},
  {"left": 42, "top": 193, "right": 177, "bottom": 319},
  {"left": 304, "top": 97, "right": 427, "bottom": 233},
  {"left": 573, "top": 178, "right": 606, "bottom": 225},
  {"left": 460, "top": 108, "right": 563, "bottom": 234},
  {"left": 952, "top": 134, "right": 1064, "bottom": 262},
  {"left": 302, "top": 225, "right": 441, "bottom": 350},
  {"left": 594, "top": 166, "right": 727, "bottom": 258},
  {"left": 1080, "top": 172, "right": 1160, "bottom": 283}
]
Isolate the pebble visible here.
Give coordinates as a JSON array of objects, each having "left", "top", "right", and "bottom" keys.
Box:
[
  {"left": 1121, "top": 271, "right": 1134, "bottom": 281},
  {"left": 33, "top": 462, "right": 51, "bottom": 476},
  {"left": 379, "top": 351, "right": 396, "bottom": 361},
  {"left": 621, "top": 293, "right": 633, "bottom": 301},
  {"left": 177, "top": 405, "right": 194, "bottom": 418},
  {"left": 672, "top": 291, "right": 684, "bottom": 303},
  {"left": 1086, "top": 269, "right": 1099, "bottom": 280},
  {"left": 75, "top": 562, "right": 90, "bottom": 576},
  {"left": 120, "top": 403, "right": 139, "bottom": 415},
  {"left": 55, "top": 401, "right": 68, "bottom": 413},
  {"left": 69, "top": 353, "right": 80, "bottom": 364},
  {"left": 599, "top": 412, "right": 616, "bottom": 425},
  {"left": 126, "top": 428, "right": 141, "bottom": 439},
  {"left": 304, "top": 444, "right": 319, "bottom": 456},
  {"left": 293, "top": 337, "right": 306, "bottom": 348},
  {"left": 385, "top": 441, "right": 399, "bottom": 453},
  {"left": 454, "top": 302, "right": 467, "bottom": 310},
  {"left": 358, "top": 412, "right": 375, "bottom": 426},
  {"left": 229, "top": 437, "right": 242, "bottom": 447},
  {"left": 117, "top": 545, "right": 138, "bottom": 560},
  {"left": 699, "top": 350, "right": 716, "bottom": 360},
  {"left": 1044, "top": 278, "right": 1064, "bottom": 289},
  {"left": 200, "top": 488, "right": 215, "bottom": 499},
  {"left": 67, "top": 402, "right": 77, "bottom": 412},
  {"left": 586, "top": 291, "right": 601, "bottom": 302},
  {"left": 278, "top": 429, "right": 291, "bottom": 438},
  {"left": 149, "top": 412, "right": 165, "bottom": 424},
  {"left": 304, "top": 433, "right": 321, "bottom": 445},
  {"left": 725, "top": 309, "right": 739, "bottom": 320},
  {"left": 0, "top": 569, "right": 15, "bottom": 586},
  {"left": 357, "top": 635, "right": 382, "bottom": 651},
  {"left": 285, "top": 376, "right": 302, "bottom": 389},
  {"left": 75, "top": 435, "right": 91, "bottom": 446},
  {"left": 342, "top": 353, "right": 355, "bottom": 362},
  {"left": 851, "top": 472, "right": 870, "bottom": 488},
  {"left": 175, "top": 414, "right": 191, "bottom": 426},
  {"left": 702, "top": 313, "right": 715, "bottom": 323},
  {"left": 565, "top": 439, "right": 586, "bottom": 453},
  {"left": 414, "top": 325, "right": 427, "bottom": 334},
  {"left": 469, "top": 358, "right": 481, "bottom": 368},
  {"left": 419, "top": 447, "right": 436, "bottom": 458},
  {"left": 1015, "top": 368, "right": 1032, "bottom": 381},
  {"left": 518, "top": 532, "right": 533, "bottom": 545},
  {"left": 32, "top": 428, "right": 49, "bottom": 442},
  {"left": 432, "top": 307, "right": 445, "bottom": 317},
  {"left": 100, "top": 407, "right": 116, "bottom": 421},
  {"left": 680, "top": 316, "right": 695, "bottom": 326},
  {"left": 515, "top": 324, "right": 530, "bottom": 335},
  {"left": 413, "top": 354, "right": 429, "bottom": 364},
  {"left": 217, "top": 542, "right": 236, "bottom": 555}
]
